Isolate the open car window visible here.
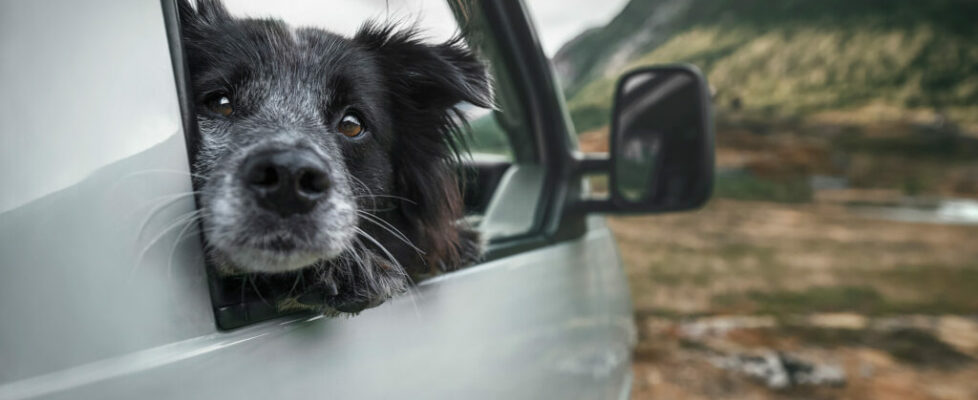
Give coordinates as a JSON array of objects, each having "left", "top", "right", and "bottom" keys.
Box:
[
  {"left": 221, "top": 0, "right": 537, "bottom": 239},
  {"left": 180, "top": 0, "right": 546, "bottom": 328}
]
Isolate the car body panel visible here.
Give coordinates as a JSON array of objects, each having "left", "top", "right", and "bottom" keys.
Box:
[
  {"left": 0, "top": 0, "right": 215, "bottom": 384},
  {"left": 3, "top": 218, "right": 633, "bottom": 400}
]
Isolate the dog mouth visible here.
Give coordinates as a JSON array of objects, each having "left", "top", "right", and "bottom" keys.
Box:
[
  {"left": 208, "top": 203, "right": 358, "bottom": 273},
  {"left": 240, "top": 228, "right": 310, "bottom": 254},
  {"left": 201, "top": 146, "right": 358, "bottom": 274},
  {"left": 257, "top": 235, "right": 299, "bottom": 252},
  {"left": 218, "top": 229, "right": 346, "bottom": 274}
]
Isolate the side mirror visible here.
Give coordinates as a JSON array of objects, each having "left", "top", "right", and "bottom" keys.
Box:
[{"left": 576, "top": 64, "right": 714, "bottom": 214}]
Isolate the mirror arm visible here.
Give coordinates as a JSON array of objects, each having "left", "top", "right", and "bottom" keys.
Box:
[
  {"left": 566, "top": 152, "right": 616, "bottom": 215},
  {"left": 572, "top": 152, "right": 611, "bottom": 176}
]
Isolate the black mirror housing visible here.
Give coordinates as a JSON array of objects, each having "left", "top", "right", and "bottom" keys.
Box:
[{"left": 575, "top": 64, "right": 715, "bottom": 214}]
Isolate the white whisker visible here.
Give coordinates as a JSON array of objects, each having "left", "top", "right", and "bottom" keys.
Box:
[
  {"left": 135, "top": 192, "right": 201, "bottom": 239},
  {"left": 356, "top": 211, "right": 425, "bottom": 256},
  {"left": 130, "top": 210, "right": 202, "bottom": 280}
]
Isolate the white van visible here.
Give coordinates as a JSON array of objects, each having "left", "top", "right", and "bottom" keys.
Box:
[{"left": 0, "top": 1, "right": 713, "bottom": 398}]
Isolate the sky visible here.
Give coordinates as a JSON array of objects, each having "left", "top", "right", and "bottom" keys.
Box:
[
  {"left": 221, "top": 0, "right": 629, "bottom": 56},
  {"left": 524, "top": 0, "right": 630, "bottom": 55}
]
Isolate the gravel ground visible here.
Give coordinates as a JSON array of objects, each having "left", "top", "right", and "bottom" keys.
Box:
[{"left": 609, "top": 199, "right": 978, "bottom": 399}]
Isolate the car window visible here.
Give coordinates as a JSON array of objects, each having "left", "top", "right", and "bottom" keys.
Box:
[
  {"left": 221, "top": 0, "right": 530, "bottom": 229},
  {"left": 185, "top": 0, "right": 546, "bottom": 328},
  {"left": 465, "top": 107, "right": 512, "bottom": 159}
]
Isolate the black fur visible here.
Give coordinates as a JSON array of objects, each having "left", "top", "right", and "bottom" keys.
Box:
[{"left": 178, "top": 0, "right": 488, "bottom": 313}]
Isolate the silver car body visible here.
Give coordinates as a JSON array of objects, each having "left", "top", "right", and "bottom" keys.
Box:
[{"left": 0, "top": 1, "right": 635, "bottom": 399}]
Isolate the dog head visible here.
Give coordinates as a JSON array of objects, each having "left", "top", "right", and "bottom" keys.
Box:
[{"left": 178, "top": 0, "right": 490, "bottom": 310}]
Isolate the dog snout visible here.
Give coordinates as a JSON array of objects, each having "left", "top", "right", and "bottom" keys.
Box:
[{"left": 241, "top": 149, "right": 331, "bottom": 216}]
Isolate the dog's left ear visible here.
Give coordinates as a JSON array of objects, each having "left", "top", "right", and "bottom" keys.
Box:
[
  {"left": 355, "top": 24, "right": 491, "bottom": 273},
  {"left": 355, "top": 24, "right": 493, "bottom": 111}
]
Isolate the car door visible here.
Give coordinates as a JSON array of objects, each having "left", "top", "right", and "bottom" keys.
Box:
[{"left": 0, "top": 1, "right": 635, "bottom": 399}]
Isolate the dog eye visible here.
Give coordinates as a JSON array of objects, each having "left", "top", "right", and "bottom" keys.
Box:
[
  {"left": 205, "top": 94, "right": 234, "bottom": 117},
  {"left": 338, "top": 113, "right": 364, "bottom": 138}
]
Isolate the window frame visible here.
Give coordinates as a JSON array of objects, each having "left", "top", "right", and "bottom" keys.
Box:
[
  {"left": 471, "top": 0, "right": 589, "bottom": 260},
  {"left": 161, "top": 0, "right": 589, "bottom": 330}
]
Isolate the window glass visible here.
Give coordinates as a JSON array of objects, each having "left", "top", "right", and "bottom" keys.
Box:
[{"left": 464, "top": 106, "right": 512, "bottom": 159}]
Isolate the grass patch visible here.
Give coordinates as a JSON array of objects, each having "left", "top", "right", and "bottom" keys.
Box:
[
  {"left": 877, "top": 264, "right": 978, "bottom": 314},
  {"left": 712, "top": 286, "right": 898, "bottom": 316},
  {"left": 648, "top": 269, "right": 712, "bottom": 286},
  {"left": 834, "top": 132, "right": 978, "bottom": 161},
  {"left": 784, "top": 326, "right": 972, "bottom": 369},
  {"left": 713, "top": 171, "right": 813, "bottom": 203},
  {"left": 781, "top": 325, "right": 867, "bottom": 347},
  {"left": 569, "top": 104, "right": 611, "bottom": 134},
  {"left": 712, "top": 270, "right": 978, "bottom": 317},
  {"left": 750, "top": 286, "right": 886, "bottom": 315},
  {"left": 629, "top": 242, "right": 778, "bottom": 287},
  {"left": 881, "top": 328, "right": 972, "bottom": 368}
]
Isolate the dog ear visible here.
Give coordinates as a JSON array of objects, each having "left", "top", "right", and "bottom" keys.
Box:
[
  {"left": 355, "top": 24, "right": 491, "bottom": 272},
  {"left": 178, "top": 0, "right": 232, "bottom": 37},
  {"left": 355, "top": 24, "right": 493, "bottom": 111}
]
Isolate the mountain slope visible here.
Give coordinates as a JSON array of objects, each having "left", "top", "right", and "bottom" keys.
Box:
[{"left": 553, "top": 0, "right": 978, "bottom": 133}]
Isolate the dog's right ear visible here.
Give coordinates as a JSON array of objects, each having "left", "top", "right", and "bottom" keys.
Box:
[{"left": 178, "top": 0, "right": 231, "bottom": 38}]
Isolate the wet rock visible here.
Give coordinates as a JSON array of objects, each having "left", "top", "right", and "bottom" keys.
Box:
[{"left": 711, "top": 351, "right": 846, "bottom": 389}]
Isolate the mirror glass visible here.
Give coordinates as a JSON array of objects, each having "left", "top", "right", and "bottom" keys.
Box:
[{"left": 612, "top": 66, "right": 712, "bottom": 210}]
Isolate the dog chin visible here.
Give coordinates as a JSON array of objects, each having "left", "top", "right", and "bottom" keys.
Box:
[{"left": 222, "top": 246, "right": 339, "bottom": 273}]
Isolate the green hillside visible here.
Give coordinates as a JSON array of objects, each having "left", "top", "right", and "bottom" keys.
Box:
[{"left": 554, "top": 0, "right": 978, "bottom": 133}]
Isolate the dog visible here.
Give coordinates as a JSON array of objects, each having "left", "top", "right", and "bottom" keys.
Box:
[{"left": 178, "top": 0, "right": 490, "bottom": 313}]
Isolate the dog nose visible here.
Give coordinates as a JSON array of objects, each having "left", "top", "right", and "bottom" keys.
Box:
[{"left": 241, "top": 149, "right": 330, "bottom": 216}]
